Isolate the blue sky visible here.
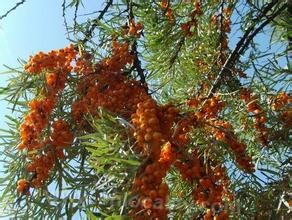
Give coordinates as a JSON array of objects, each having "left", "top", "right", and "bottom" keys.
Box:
[{"left": 0, "top": 0, "right": 70, "bottom": 68}]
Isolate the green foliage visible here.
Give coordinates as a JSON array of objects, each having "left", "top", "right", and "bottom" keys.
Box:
[{"left": 0, "top": 0, "right": 291, "bottom": 219}]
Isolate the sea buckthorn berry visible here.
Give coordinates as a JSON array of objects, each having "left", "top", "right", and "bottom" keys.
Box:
[
  {"left": 17, "top": 179, "right": 29, "bottom": 193},
  {"left": 142, "top": 197, "right": 153, "bottom": 209}
]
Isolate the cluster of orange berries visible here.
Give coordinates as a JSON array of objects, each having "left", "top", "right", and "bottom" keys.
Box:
[
  {"left": 204, "top": 208, "right": 228, "bottom": 220},
  {"left": 187, "top": 96, "right": 254, "bottom": 172},
  {"left": 66, "top": 41, "right": 171, "bottom": 219},
  {"left": 131, "top": 99, "right": 165, "bottom": 157},
  {"left": 174, "top": 153, "right": 202, "bottom": 182},
  {"left": 26, "top": 151, "right": 55, "bottom": 188},
  {"left": 187, "top": 96, "right": 225, "bottom": 120},
  {"left": 172, "top": 116, "right": 196, "bottom": 147},
  {"left": 129, "top": 90, "right": 258, "bottom": 218},
  {"left": 18, "top": 97, "right": 56, "bottom": 151},
  {"left": 17, "top": 179, "right": 30, "bottom": 195},
  {"left": 211, "top": 5, "right": 232, "bottom": 33},
  {"left": 71, "top": 41, "right": 148, "bottom": 126},
  {"left": 18, "top": 113, "right": 73, "bottom": 191},
  {"left": 130, "top": 100, "right": 192, "bottom": 219},
  {"left": 158, "top": 104, "right": 180, "bottom": 144},
  {"left": 128, "top": 19, "right": 143, "bottom": 38},
  {"left": 130, "top": 162, "right": 170, "bottom": 219},
  {"left": 211, "top": 120, "right": 254, "bottom": 172},
  {"left": 74, "top": 52, "right": 95, "bottom": 76},
  {"left": 272, "top": 92, "right": 292, "bottom": 127},
  {"left": 240, "top": 88, "right": 268, "bottom": 146},
  {"left": 211, "top": 3, "right": 232, "bottom": 66},
  {"left": 161, "top": 0, "right": 175, "bottom": 22},
  {"left": 25, "top": 44, "right": 77, "bottom": 93},
  {"left": 25, "top": 44, "right": 76, "bottom": 74},
  {"left": 174, "top": 151, "right": 231, "bottom": 220},
  {"left": 130, "top": 99, "right": 170, "bottom": 219},
  {"left": 25, "top": 119, "right": 73, "bottom": 188},
  {"left": 170, "top": 98, "right": 232, "bottom": 219},
  {"left": 180, "top": 1, "right": 203, "bottom": 36},
  {"left": 50, "top": 119, "right": 74, "bottom": 156},
  {"left": 199, "top": 96, "right": 225, "bottom": 119},
  {"left": 272, "top": 92, "right": 291, "bottom": 110},
  {"left": 16, "top": 36, "right": 275, "bottom": 220},
  {"left": 194, "top": 169, "right": 230, "bottom": 208},
  {"left": 17, "top": 45, "right": 77, "bottom": 193}
]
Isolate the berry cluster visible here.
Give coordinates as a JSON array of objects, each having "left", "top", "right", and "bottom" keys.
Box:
[
  {"left": 16, "top": 179, "right": 29, "bottom": 194},
  {"left": 272, "top": 92, "right": 290, "bottom": 110},
  {"left": 272, "top": 92, "right": 292, "bottom": 127},
  {"left": 209, "top": 119, "right": 254, "bottom": 172},
  {"left": 240, "top": 88, "right": 268, "bottom": 146},
  {"left": 128, "top": 19, "right": 143, "bottom": 38},
  {"left": 18, "top": 97, "right": 56, "bottom": 151},
  {"left": 180, "top": 1, "right": 203, "bottom": 36},
  {"left": 161, "top": 0, "right": 175, "bottom": 22},
  {"left": 211, "top": 2, "right": 232, "bottom": 67},
  {"left": 187, "top": 95, "right": 255, "bottom": 172},
  {"left": 130, "top": 99, "right": 170, "bottom": 219},
  {"left": 174, "top": 151, "right": 231, "bottom": 220},
  {"left": 17, "top": 45, "right": 76, "bottom": 192},
  {"left": 24, "top": 44, "right": 76, "bottom": 75},
  {"left": 71, "top": 40, "right": 147, "bottom": 125},
  {"left": 15, "top": 37, "right": 273, "bottom": 220}
]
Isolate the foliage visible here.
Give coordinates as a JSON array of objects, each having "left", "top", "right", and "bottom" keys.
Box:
[{"left": 0, "top": 0, "right": 291, "bottom": 219}]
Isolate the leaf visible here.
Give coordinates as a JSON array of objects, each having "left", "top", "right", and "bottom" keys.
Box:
[
  {"left": 258, "top": 168, "right": 280, "bottom": 177},
  {"left": 105, "top": 215, "right": 129, "bottom": 220},
  {"left": 109, "top": 157, "right": 140, "bottom": 166},
  {"left": 85, "top": 210, "right": 99, "bottom": 220}
]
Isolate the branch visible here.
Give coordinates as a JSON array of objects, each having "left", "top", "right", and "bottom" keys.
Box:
[
  {"left": 288, "top": 0, "right": 292, "bottom": 54},
  {"left": 131, "top": 41, "right": 146, "bottom": 85},
  {"left": 238, "top": 5, "right": 287, "bottom": 55},
  {"left": 0, "top": 0, "right": 26, "bottom": 20},
  {"left": 62, "top": 0, "right": 70, "bottom": 39},
  {"left": 81, "top": 0, "right": 113, "bottom": 44},
  {"left": 206, "top": 1, "right": 286, "bottom": 98},
  {"left": 127, "top": 0, "right": 147, "bottom": 87},
  {"left": 219, "top": 0, "right": 226, "bottom": 56},
  {"left": 73, "top": 0, "right": 80, "bottom": 34},
  {"left": 169, "top": 37, "right": 185, "bottom": 68}
]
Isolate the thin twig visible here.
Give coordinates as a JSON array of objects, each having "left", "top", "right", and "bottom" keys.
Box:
[
  {"left": 131, "top": 42, "right": 146, "bottom": 85},
  {"left": 62, "top": 0, "right": 70, "bottom": 39},
  {"left": 0, "top": 0, "right": 26, "bottom": 20},
  {"left": 206, "top": 1, "right": 286, "bottom": 98},
  {"left": 73, "top": 0, "right": 80, "bottom": 34},
  {"left": 169, "top": 37, "right": 185, "bottom": 68},
  {"left": 219, "top": 0, "right": 225, "bottom": 56},
  {"left": 127, "top": 0, "right": 147, "bottom": 87},
  {"left": 81, "top": 0, "right": 114, "bottom": 44},
  {"left": 238, "top": 5, "right": 287, "bottom": 55}
]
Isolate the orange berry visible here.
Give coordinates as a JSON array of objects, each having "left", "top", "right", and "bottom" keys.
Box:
[
  {"left": 144, "top": 133, "right": 152, "bottom": 142},
  {"left": 145, "top": 164, "right": 154, "bottom": 174},
  {"left": 142, "top": 197, "right": 152, "bottom": 209},
  {"left": 149, "top": 190, "right": 158, "bottom": 199}
]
